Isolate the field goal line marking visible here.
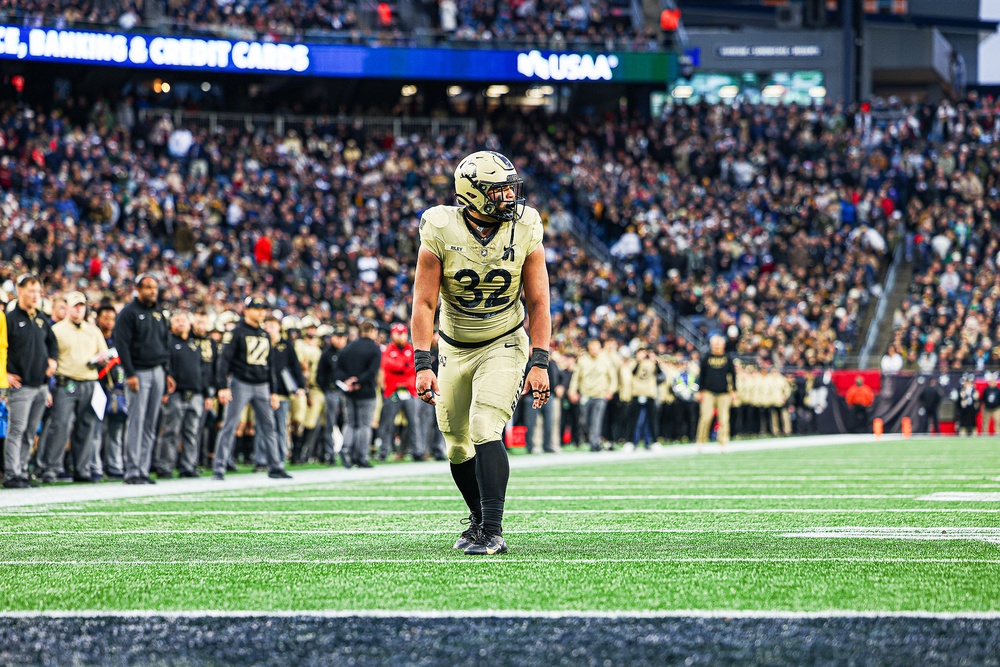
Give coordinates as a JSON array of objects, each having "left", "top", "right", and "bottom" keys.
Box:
[
  {"left": 2, "top": 557, "right": 998, "bottom": 566},
  {"left": 784, "top": 527, "right": 1000, "bottom": 545},
  {"left": 3, "top": 610, "right": 999, "bottom": 620}
]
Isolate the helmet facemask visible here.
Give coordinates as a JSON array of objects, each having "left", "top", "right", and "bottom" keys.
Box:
[
  {"left": 479, "top": 179, "right": 525, "bottom": 223},
  {"left": 455, "top": 151, "right": 526, "bottom": 224}
]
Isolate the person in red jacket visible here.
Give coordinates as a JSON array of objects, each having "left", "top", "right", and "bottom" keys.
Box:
[{"left": 377, "top": 323, "right": 426, "bottom": 461}]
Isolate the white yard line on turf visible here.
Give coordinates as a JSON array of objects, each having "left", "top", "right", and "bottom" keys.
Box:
[
  {"left": 9, "top": 508, "right": 1000, "bottom": 516},
  {"left": 917, "top": 492, "right": 1000, "bottom": 502},
  {"left": 117, "top": 494, "right": 916, "bottom": 502},
  {"left": 0, "top": 528, "right": 782, "bottom": 535},
  {"left": 783, "top": 527, "right": 1000, "bottom": 545},
  {"left": 0, "top": 434, "right": 897, "bottom": 509},
  {"left": 2, "top": 557, "right": 998, "bottom": 565}
]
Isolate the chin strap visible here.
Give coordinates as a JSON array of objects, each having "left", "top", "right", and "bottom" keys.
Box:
[{"left": 502, "top": 221, "right": 517, "bottom": 261}]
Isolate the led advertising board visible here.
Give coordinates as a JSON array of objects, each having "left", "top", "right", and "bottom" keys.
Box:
[{"left": 0, "top": 25, "right": 675, "bottom": 83}]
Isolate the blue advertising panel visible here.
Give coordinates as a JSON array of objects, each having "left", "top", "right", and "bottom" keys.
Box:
[{"left": 0, "top": 25, "right": 674, "bottom": 82}]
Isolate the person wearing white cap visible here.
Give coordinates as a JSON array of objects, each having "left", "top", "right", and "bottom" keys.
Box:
[{"left": 37, "top": 292, "right": 109, "bottom": 483}]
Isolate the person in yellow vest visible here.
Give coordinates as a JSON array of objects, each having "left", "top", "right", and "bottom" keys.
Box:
[
  {"left": 657, "top": 355, "right": 678, "bottom": 443},
  {"left": 38, "top": 292, "right": 109, "bottom": 483},
  {"left": 731, "top": 360, "right": 747, "bottom": 437},
  {"left": 0, "top": 300, "right": 7, "bottom": 398},
  {"left": 628, "top": 348, "right": 660, "bottom": 449},
  {"left": 769, "top": 365, "right": 794, "bottom": 436},
  {"left": 617, "top": 348, "right": 634, "bottom": 446},
  {"left": 604, "top": 339, "right": 630, "bottom": 447},
  {"left": 291, "top": 315, "right": 325, "bottom": 462},
  {"left": 568, "top": 338, "right": 619, "bottom": 452}
]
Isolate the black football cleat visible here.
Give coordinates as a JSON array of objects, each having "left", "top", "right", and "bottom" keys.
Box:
[
  {"left": 268, "top": 469, "right": 293, "bottom": 479},
  {"left": 464, "top": 530, "right": 508, "bottom": 556},
  {"left": 453, "top": 515, "right": 482, "bottom": 550}
]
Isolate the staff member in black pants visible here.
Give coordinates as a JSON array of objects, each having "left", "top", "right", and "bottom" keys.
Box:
[
  {"left": 3, "top": 275, "right": 57, "bottom": 489},
  {"left": 263, "top": 315, "right": 306, "bottom": 464},
  {"left": 154, "top": 312, "right": 210, "bottom": 478},
  {"left": 335, "top": 319, "right": 382, "bottom": 468},
  {"left": 115, "top": 274, "right": 173, "bottom": 484},
  {"left": 213, "top": 297, "right": 291, "bottom": 481},
  {"left": 191, "top": 311, "right": 219, "bottom": 468}
]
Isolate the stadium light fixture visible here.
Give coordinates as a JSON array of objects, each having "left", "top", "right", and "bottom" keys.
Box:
[
  {"left": 809, "top": 85, "right": 827, "bottom": 99},
  {"left": 485, "top": 85, "right": 510, "bottom": 98},
  {"left": 761, "top": 84, "right": 785, "bottom": 99},
  {"left": 525, "top": 86, "right": 554, "bottom": 99},
  {"left": 447, "top": 86, "right": 463, "bottom": 97},
  {"left": 401, "top": 85, "right": 418, "bottom": 97},
  {"left": 671, "top": 85, "right": 693, "bottom": 99},
  {"left": 201, "top": 82, "right": 212, "bottom": 92},
  {"left": 719, "top": 85, "right": 739, "bottom": 99}
]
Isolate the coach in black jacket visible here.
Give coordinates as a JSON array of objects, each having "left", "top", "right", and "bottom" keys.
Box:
[
  {"left": 334, "top": 320, "right": 381, "bottom": 467},
  {"left": 212, "top": 297, "right": 291, "bottom": 481},
  {"left": 3, "top": 275, "right": 57, "bottom": 488},
  {"left": 113, "top": 275, "right": 173, "bottom": 484}
]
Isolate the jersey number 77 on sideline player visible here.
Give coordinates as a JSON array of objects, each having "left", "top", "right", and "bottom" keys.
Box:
[{"left": 411, "top": 150, "right": 552, "bottom": 556}]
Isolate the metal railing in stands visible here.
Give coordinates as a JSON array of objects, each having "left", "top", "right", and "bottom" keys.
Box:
[
  {"left": 858, "top": 229, "right": 905, "bottom": 369},
  {"left": 137, "top": 108, "right": 476, "bottom": 137},
  {"left": 565, "top": 215, "right": 682, "bottom": 335}
]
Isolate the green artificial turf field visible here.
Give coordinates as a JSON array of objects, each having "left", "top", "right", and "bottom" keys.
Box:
[{"left": 1, "top": 438, "right": 998, "bottom": 613}]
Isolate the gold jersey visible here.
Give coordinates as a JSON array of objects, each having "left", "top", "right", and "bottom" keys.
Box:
[
  {"left": 294, "top": 338, "right": 322, "bottom": 387},
  {"left": 420, "top": 204, "right": 543, "bottom": 345}
]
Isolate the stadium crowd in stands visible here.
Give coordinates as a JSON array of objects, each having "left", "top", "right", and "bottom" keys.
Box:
[
  {"left": 3, "top": 94, "right": 1000, "bottom": 489},
  {"left": 884, "top": 100, "right": 1000, "bottom": 372}
]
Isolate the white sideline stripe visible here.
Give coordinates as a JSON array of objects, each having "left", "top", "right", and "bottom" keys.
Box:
[
  {"left": 2, "top": 557, "right": 998, "bottom": 566},
  {"left": 314, "top": 483, "right": 1000, "bottom": 490},
  {"left": 917, "top": 492, "right": 1000, "bottom": 502},
  {"left": 0, "top": 434, "right": 896, "bottom": 509},
  {"left": 123, "top": 494, "right": 915, "bottom": 503},
  {"left": 3, "top": 609, "right": 1000, "bottom": 620},
  {"left": 783, "top": 527, "right": 1000, "bottom": 545},
  {"left": 0, "top": 528, "right": 783, "bottom": 536},
  {"left": 365, "top": 475, "right": 1000, "bottom": 483},
  {"left": 9, "top": 509, "right": 1000, "bottom": 516}
]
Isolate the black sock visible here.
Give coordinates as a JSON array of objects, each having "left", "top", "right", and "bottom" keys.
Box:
[
  {"left": 450, "top": 458, "right": 482, "bottom": 524},
  {"left": 474, "top": 440, "right": 509, "bottom": 536}
]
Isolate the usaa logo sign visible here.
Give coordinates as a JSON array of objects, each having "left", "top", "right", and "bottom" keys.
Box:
[{"left": 516, "top": 50, "right": 619, "bottom": 81}]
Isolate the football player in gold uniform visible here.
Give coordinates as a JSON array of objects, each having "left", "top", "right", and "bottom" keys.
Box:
[{"left": 411, "top": 151, "right": 551, "bottom": 555}]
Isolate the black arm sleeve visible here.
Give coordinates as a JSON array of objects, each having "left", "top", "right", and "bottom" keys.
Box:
[
  {"left": 114, "top": 310, "right": 135, "bottom": 377},
  {"left": 216, "top": 336, "right": 237, "bottom": 389},
  {"left": 45, "top": 324, "right": 58, "bottom": 362}
]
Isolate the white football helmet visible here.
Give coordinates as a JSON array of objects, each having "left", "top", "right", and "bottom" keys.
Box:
[{"left": 454, "top": 151, "right": 525, "bottom": 223}]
